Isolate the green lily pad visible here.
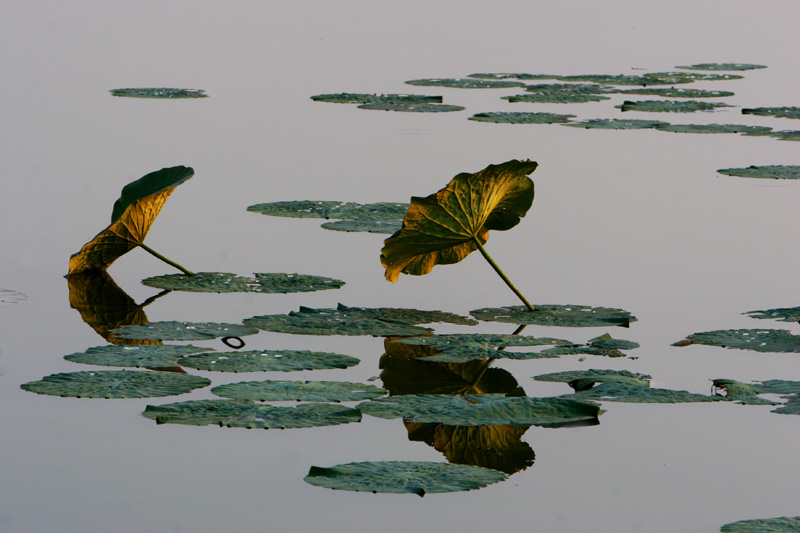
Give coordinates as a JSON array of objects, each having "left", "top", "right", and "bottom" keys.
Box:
[
  {"left": 211, "top": 380, "right": 386, "bottom": 402},
  {"left": 247, "top": 200, "right": 409, "bottom": 223},
  {"left": 587, "top": 333, "right": 640, "bottom": 350},
  {"left": 21, "top": 370, "right": 210, "bottom": 398},
  {"left": 109, "top": 88, "right": 207, "bottom": 98},
  {"left": 468, "top": 112, "right": 575, "bottom": 124},
  {"left": 405, "top": 78, "right": 525, "bottom": 89},
  {"left": 0, "top": 289, "right": 27, "bottom": 305},
  {"left": 773, "top": 395, "right": 800, "bottom": 415},
  {"left": 468, "top": 73, "right": 561, "bottom": 81},
  {"left": 562, "top": 118, "right": 669, "bottom": 130},
  {"left": 320, "top": 219, "right": 402, "bottom": 234},
  {"left": 503, "top": 93, "right": 609, "bottom": 104},
  {"left": 141, "top": 272, "right": 345, "bottom": 293},
  {"left": 743, "top": 306, "right": 800, "bottom": 322},
  {"left": 742, "top": 107, "right": 800, "bottom": 119},
  {"left": 558, "top": 74, "right": 692, "bottom": 86},
  {"left": 617, "top": 100, "right": 731, "bottom": 112},
  {"left": 64, "top": 344, "right": 214, "bottom": 368},
  {"left": 720, "top": 516, "right": 800, "bottom": 532},
  {"left": 112, "top": 321, "right": 259, "bottom": 341},
  {"left": 524, "top": 83, "right": 614, "bottom": 94},
  {"left": 656, "top": 123, "right": 772, "bottom": 135},
  {"left": 621, "top": 88, "right": 734, "bottom": 98},
  {"left": 358, "top": 103, "right": 465, "bottom": 112},
  {"left": 756, "top": 130, "right": 800, "bottom": 141},
  {"left": 471, "top": 304, "right": 637, "bottom": 328},
  {"left": 357, "top": 394, "right": 601, "bottom": 427},
  {"left": 310, "top": 93, "right": 442, "bottom": 104},
  {"left": 538, "top": 346, "right": 626, "bottom": 358},
  {"left": 244, "top": 304, "right": 476, "bottom": 337},
  {"left": 676, "top": 63, "right": 766, "bottom": 71},
  {"left": 570, "top": 381, "right": 720, "bottom": 403},
  {"left": 717, "top": 166, "right": 800, "bottom": 180},
  {"left": 712, "top": 379, "right": 800, "bottom": 413},
  {"left": 645, "top": 71, "right": 744, "bottom": 82},
  {"left": 672, "top": 329, "right": 800, "bottom": 352},
  {"left": 533, "top": 369, "right": 652, "bottom": 389},
  {"left": 143, "top": 399, "right": 361, "bottom": 429},
  {"left": 304, "top": 460, "right": 507, "bottom": 496},
  {"left": 711, "top": 379, "right": 779, "bottom": 406},
  {"left": 177, "top": 350, "right": 360, "bottom": 372},
  {"left": 390, "top": 334, "right": 572, "bottom": 363}
]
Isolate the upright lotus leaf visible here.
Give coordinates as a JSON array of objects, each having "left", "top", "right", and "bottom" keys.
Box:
[
  {"left": 304, "top": 461, "right": 507, "bottom": 496},
  {"left": 390, "top": 334, "right": 572, "bottom": 363},
  {"left": 720, "top": 516, "right": 800, "bottom": 532},
  {"left": 141, "top": 272, "right": 345, "bottom": 294},
  {"left": 68, "top": 166, "right": 194, "bottom": 275},
  {"left": 471, "top": 304, "right": 637, "bottom": 328},
  {"left": 718, "top": 166, "right": 800, "bottom": 180},
  {"left": 211, "top": 380, "right": 386, "bottom": 402},
  {"left": 676, "top": 63, "right": 767, "bottom": 71},
  {"left": 64, "top": 344, "right": 213, "bottom": 368},
  {"left": 178, "top": 350, "right": 360, "bottom": 372},
  {"left": 672, "top": 329, "right": 800, "bottom": 352},
  {"left": 741, "top": 107, "right": 800, "bottom": 119},
  {"left": 21, "top": 370, "right": 210, "bottom": 398},
  {"left": 744, "top": 306, "right": 800, "bottom": 323},
  {"left": 112, "top": 321, "right": 258, "bottom": 342}
]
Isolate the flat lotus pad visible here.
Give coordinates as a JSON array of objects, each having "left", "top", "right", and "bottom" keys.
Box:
[
  {"left": 470, "top": 304, "right": 636, "bottom": 328},
  {"left": 304, "top": 461, "right": 507, "bottom": 496},
  {"left": 563, "top": 118, "right": 668, "bottom": 130},
  {"left": 571, "top": 381, "right": 719, "bottom": 403},
  {"left": 717, "top": 166, "right": 800, "bottom": 180},
  {"left": 110, "top": 88, "right": 207, "bottom": 98},
  {"left": 621, "top": 88, "right": 734, "bottom": 98},
  {"left": 469, "top": 112, "right": 574, "bottom": 124},
  {"left": 64, "top": 344, "right": 214, "bottom": 368},
  {"left": 390, "top": 334, "right": 572, "bottom": 363},
  {"left": 720, "top": 516, "right": 800, "bottom": 532},
  {"left": 320, "top": 219, "right": 402, "bottom": 234},
  {"left": 178, "top": 350, "right": 360, "bottom": 372},
  {"left": 743, "top": 306, "right": 800, "bottom": 322},
  {"left": 676, "top": 63, "right": 766, "bottom": 71},
  {"left": 503, "top": 93, "right": 609, "bottom": 104},
  {"left": 534, "top": 369, "right": 652, "bottom": 388},
  {"left": 310, "top": 93, "right": 442, "bottom": 104},
  {"left": 405, "top": 78, "right": 525, "bottom": 89},
  {"left": 672, "top": 329, "right": 800, "bottom": 352},
  {"left": 358, "top": 103, "right": 465, "bottom": 112},
  {"left": 112, "top": 321, "right": 258, "bottom": 341},
  {"left": 656, "top": 124, "right": 772, "bottom": 135},
  {"left": 741, "top": 107, "right": 800, "bottom": 119},
  {"left": 617, "top": 100, "right": 730, "bottom": 113},
  {"left": 247, "top": 201, "right": 409, "bottom": 222},
  {"left": 141, "top": 272, "right": 345, "bottom": 293},
  {"left": 21, "top": 370, "right": 210, "bottom": 398},
  {"left": 211, "top": 380, "right": 386, "bottom": 402}
]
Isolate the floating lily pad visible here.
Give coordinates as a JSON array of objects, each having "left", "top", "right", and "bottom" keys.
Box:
[
  {"left": 143, "top": 399, "right": 361, "bottom": 429},
  {"left": 320, "top": 219, "right": 402, "bottom": 234},
  {"left": 405, "top": 78, "right": 525, "bottom": 89},
  {"left": 558, "top": 74, "right": 692, "bottom": 86},
  {"left": 358, "top": 103, "right": 465, "bottom": 112},
  {"left": 109, "top": 88, "right": 207, "bottom": 98},
  {"left": 644, "top": 71, "right": 743, "bottom": 82},
  {"left": 304, "top": 460, "right": 506, "bottom": 496},
  {"left": 676, "top": 63, "right": 766, "bottom": 71},
  {"left": 533, "top": 369, "right": 652, "bottom": 389},
  {"left": 247, "top": 201, "right": 409, "bottom": 223},
  {"left": 672, "top": 329, "right": 800, "bottom": 352},
  {"left": 310, "top": 93, "right": 443, "bottom": 104},
  {"left": 621, "top": 88, "right": 734, "bottom": 98},
  {"left": 711, "top": 379, "right": 779, "bottom": 406},
  {"left": 587, "top": 333, "right": 640, "bottom": 350},
  {"left": 211, "top": 380, "right": 386, "bottom": 402},
  {"left": 524, "top": 83, "right": 613, "bottom": 94},
  {"left": 538, "top": 346, "right": 626, "bottom": 358},
  {"left": 0, "top": 289, "right": 27, "bottom": 305},
  {"left": 21, "top": 370, "right": 210, "bottom": 398},
  {"left": 562, "top": 118, "right": 669, "bottom": 130},
  {"left": 468, "top": 112, "right": 575, "bottom": 124},
  {"left": 742, "top": 106, "right": 800, "bottom": 119},
  {"left": 656, "top": 123, "right": 772, "bottom": 135},
  {"left": 720, "top": 516, "right": 800, "bottom": 532},
  {"left": 468, "top": 73, "right": 561, "bottom": 81},
  {"left": 112, "top": 321, "right": 258, "bottom": 341},
  {"left": 358, "top": 394, "right": 601, "bottom": 427},
  {"left": 773, "top": 395, "right": 800, "bottom": 415},
  {"left": 141, "top": 272, "right": 345, "bottom": 294},
  {"left": 617, "top": 100, "right": 730, "bottom": 113},
  {"left": 503, "top": 93, "right": 609, "bottom": 104},
  {"left": 757, "top": 130, "right": 800, "bottom": 141},
  {"left": 743, "top": 306, "right": 800, "bottom": 322},
  {"left": 64, "top": 344, "right": 214, "bottom": 368},
  {"left": 569, "top": 381, "right": 720, "bottom": 403},
  {"left": 712, "top": 379, "right": 800, "bottom": 412},
  {"left": 390, "top": 334, "right": 572, "bottom": 363},
  {"left": 471, "top": 304, "right": 636, "bottom": 328},
  {"left": 717, "top": 166, "right": 800, "bottom": 180},
  {"left": 177, "top": 350, "right": 360, "bottom": 372}
]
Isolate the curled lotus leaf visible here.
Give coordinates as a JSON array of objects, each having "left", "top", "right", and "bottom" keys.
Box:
[
  {"left": 743, "top": 306, "right": 800, "bottom": 322},
  {"left": 617, "top": 100, "right": 731, "bottom": 113},
  {"left": 468, "top": 112, "right": 574, "bottom": 124},
  {"left": 310, "top": 93, "right": 442, "bottom": 104},
  {"left": 405, "top": 78, "right": 525, "bottom": 89},
  {"left": 562, "top": 118, "right": 668, "bottom": 130},
  {"left": 304, "top": 461, "right": 506, "bottom": 496},
  {"left": 143, "top": 399, "right": 361, "bottom": 429},
  {"left": 110, "top": 88, "right": 207, "bottom": 98},
  {"left": 471, "top": 304, "right": 637, "bottom": 328},
  {"left": 741, "top": 106, "right": 800, "bottom": 119},
  {"left": 357, "top": 103, "right": 465, "bottom": 112},
  {"left": 112, "top": 321, "right": 258, "bottom": 341},
  {"left": 672, "top": 329, "right": 800, "bottom": 352},
  {"left": 656, "top": 123, "right": 772, "bottom": 135},
  {"left": 64, "top": 344, "right": 213, "bottom": 368},
  {"left": 178, "top": 350, "right": 360, "bottom": 372},
  {"left": 718, "top": 166, "right": 800, "bottom": 180},
  {"left": 390, "top": 334, "right": 572, "bottom": 363},
  {"left": 676, "top": 63, "right": 766, "bottom": 71},
  {"left": 621, "top": 88, "right": 734, "bottom": 98},
  {"left": 381, "top": 159, "right": 537, "bottom": 282},
  {"left": 211, "top": 380, "right": 386, "bottom": 402},
  {"left": 21, "top": 370, "right": 210, "bottom": 398},
  {"left": 720, "top": 516, "right": 800, "bottom": 532},
  {"left": 141, "top": 272, "right": 345, "bottom": 293}
]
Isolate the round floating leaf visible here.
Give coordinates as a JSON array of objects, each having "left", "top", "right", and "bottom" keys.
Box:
[
  {"left": 558, "top": 74, "right": 693, "bottom": 86},
  {"left": 744, "top": 306, "right": 800, "bottom": 322},
  {"left": 320, "top": 219, "right": 402, "bottom": 234},
  {"left": 773, "top": 395, "right": 800, "bottom": 416},
  {"left": 676, "top": 63, "right": 767, "bottom": 71},
  {"left": 178, "top": 350, "right": 360, "bottom": 372},
  {"left": 21, "top": 370, "right": 210, "bottom": 398},
  {"left": 742, "top": 107, "right": 800, "bottom": 119},
  {"left": 503, "top": 93, "right": 609, "bottom": 104},
  {"left": 304, "top": 461, "right": 507, "bottom": 496},
  {"left": 112, "top": 321, "right": 258, "bottom": 341},
  {"left": 109, "top": 88, "right": 207, "bottom": 98},
  {"left": 358, "top": 394, "right": 601, "bottom": 427},
  {"left": 247, "top": 200, "right": 409, "bottom": 222},
  {"left": 0, "top": 289, "right": 27, "bottom": 305},
  {"left": 720, "top": 516, "right": 800, "bottom": 532},
  {"left": 656, "top": 123, "right": 772, "bottom": 135},
  {"left": 562, "top": 118, "right": 669, "bottom": 130},
  {"left": 405, "top": 78, "right": 525, "bottom": 89},
  {"left": 538, "top": 346, "right": 626, "bottom": 358},
  {"left": 621, "top": 88, "right": 734, "bottom": 98},
  {"left": 523, "top": 83, "right": 614, "bottom": 94},
  {"left": 534, "top": 369, "right": 652, "bottom": 388},
  {"left": 718, "top": 166, "right": 800, "bottom": 180},
  {"left": 752, "top": 130, "right": 800, "bottom": 141},
  {"left": 468, "top": 112, "right": 574, "bottom": 124},
  {"left": 587, "top": 333, "right": 640, "bottom": 350},
  {"left": 644, "top": 71, "right": 743, "bottom": 82},
  {"left": 471, "top": 304, "right": 637, "bottom": 328},
  {"left": 310, "top": 93, "right": 442, "bottom": 104},
  {"left": 672, "top": 329, "right": 800, "bottom": 352},
  {"left": 390, "top": 334, "right": 572, "bottom": 363},
  {"left": 64, "top": 344, "right": 214, "bottom": 368},
  {"left": 711, "top": 379, "right": 779, "bottom": 406},
  {"left": 141, "top": 272, "right": 345, "bottom": 293},
  {"left": 569, "top": 381, "right": 719, "bottom": 403},
  {"left": 211, "top": 380, "right": 386, "bottom": 402},
  {"left": 468, "top": 73, "right": 561, "bottom": 81},
  {"left": 617, "top": 100, "right": 731, "bottom": 113},
  {"left": 357, "top": 103, "right": 465, "bottom": 112},
  {"left": 143, "top": 399, "right": 361, "bottom": 429}
]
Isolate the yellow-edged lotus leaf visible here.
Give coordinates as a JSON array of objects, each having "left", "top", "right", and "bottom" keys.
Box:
[
  {"left": 381, "top": 159, "right": 537, "bottom": 282},
  {"left": 68, "top": 166, "right": 193, "bottom": 274}
]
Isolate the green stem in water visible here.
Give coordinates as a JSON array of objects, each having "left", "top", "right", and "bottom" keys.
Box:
[
  {"left": 139, "top": 243, "right": 195, "bottom": 276},
  {"left": 472, "top": 236, "right": 534, "bottom": 312}
]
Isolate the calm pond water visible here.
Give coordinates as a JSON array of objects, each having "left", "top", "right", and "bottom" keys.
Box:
[{"left": 2, "top": 2, "right": 798, "bottom": 532}]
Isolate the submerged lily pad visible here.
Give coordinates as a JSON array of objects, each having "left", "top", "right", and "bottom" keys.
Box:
[
  {"left": 304, "top": 460, "right": 507, "bottom": 496},
  {"left": 310, "top": 93, "right": 442, "bottom": 104},
  {"left": 621, "top": 88, "right": 734, "bottom": 98},
  {"left": 141, "top": 272, "right": 345, "bottom": 293},
  {"left": 720, "top": 516, "right": 800, "bottom": 532},
  {"left": 177, "top": 350, "right": 360, "bottom": 372},
  {"left": 112, "top": 321, "right": 258, "bottom": 341},
  {"left": 0, "top": 289, "right": 27, "bottom": 304},
  {"left": 390, "top": 334, "right": 572, "bottom": 363},
  {"left": 562, "top": 118, "right": 668, "bottom": 130},
  {"left": 672, "top": 329, "right": 800, "bottom": 352},
  {"left": 21, "top": 370, "right": 210, "bottom": 398},
  {"left": 64, "top": 344, "right": 214, "bottom": 368},
  {"left": 109, "top": 88, "right": 207, "bottom": 98},
  {"left": 143, "top": 399, "right": 361, "bottom": 429},
  {"left": 617, "top": 100, "right": 730, "bottom": 113},
  {"left": 320, "top": 219, "right": 402, "bottom": 234},
  {"left": 211, "top": 380, "right": 386, "bottom": 402},
  {"left": 717, "top": 166, "right": 800, "bottom": 180},
  {"left": 742, "top": 107, "right": 800, "bottom": 119},
  {"left": 358, "top": 394, "right": 601, "bottom": 427},
  {"left": 469, "top": 112, "right": 575, "bottom": 124},
  {"left": 676, "top": 63, "right": 766, "bottom": 71},
  {"left": 503, "top": 93, "right": 609, "bottom": 104},
  {"left": 471, "top": 304, "right": 636, "bottom": 328},
  {"left": 358, "top": 103, "right": 465, "bottom": 112},
  {"left": 405, "top": 78, "right": 525, "bottom": 89},
  {"left": 743, "top": 306, "right": 800, "bottom": 322},
  {"left": 655, "top": 123, "right": 772, "bottom": 135}
]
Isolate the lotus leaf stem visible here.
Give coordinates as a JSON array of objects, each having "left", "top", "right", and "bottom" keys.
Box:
[
  {"left": 472, "top": 236, "right": 534, "bottom": 312},
  {"left": 139, "top": 244, "right": 195, "bottom": 276}
]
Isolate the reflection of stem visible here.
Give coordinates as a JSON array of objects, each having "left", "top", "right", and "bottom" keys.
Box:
[
  {"left": 139, "top": 244, "right": 195, "bottom": 276},
  {"left": 140, "top": 289, "right": 172, "bottom": 307},
  {"left": 472, "top": 236, "right": 534, "bottom": 312}
]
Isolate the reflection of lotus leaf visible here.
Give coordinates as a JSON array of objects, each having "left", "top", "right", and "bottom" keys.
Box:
[
  {"left": 0, "top": 289, "right": 27, "bottom": 304},
  {"left": 310, "top": 93, "right": 442, "bottom": 104},
  {"left": 64, "top": 344, "right": 213, "bottom": 368},
  {"left": 405, "top": 78, "right": 525, "bottom": 89},
  {"left": 718, "top": 166, "right": 800, "bottom": 180},
  {"left": 676, "top": 63, "right": 766, "bottom": 71},
  {"left": 622, "top": 88, "right": 734, "bottom": 98},
  {"left": 656, "top": 124, "right": 772, "bottom": 135},
  {"left": 742, "top": 106, "right": 800, "bottom": 119},
  {"left": 143, "top": 400, "right": 361, "bottom": 428},
  {"left": 471, "top": 304, "right": 636, "bottom": 328},
  {"left": 468, "top": 112, "right": 574, "bottom": 124},
  {"left": 112, "top": 321, "right": 258, "bottom": 341},
  {"left": 110, "top": 88, "right": 207, "bottom": 98},
  {"left": 178, "top": 350, "right": 360, "bottom": 372},
  {"left": 744, "top": 306, "right": 800, "bottom": 322},
  {"left": 211, "top": 380, "right": 386, "bottom": 402},
  {"left": 391, "top": 334, "right": 571, "bottom": 363},
  {"left": 141, "top": 272, "right": 345, "bottom": 293},
  {"left": 21, "top": 370, "right": 210, "bottom": 398},
  {"left": 304, "top": 460, "right": 507, "bottom": 496},
  {"left": 358, "top": 103, "right": 465, "bottom": 112},
  {"left": 720, "top": 516, "right": 800, "bottom": 532},
  {"left": 563, "top": 118, "right": 668, "bottom": 130},
  {"left": 672, "top": 329, "right": 800, "bottom": 352},
  {"left": 617, "top": 100, "right": 730, "bottom": 113}
]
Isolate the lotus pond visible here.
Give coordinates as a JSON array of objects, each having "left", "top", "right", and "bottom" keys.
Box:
[{"left": 2, "top": 2, "right": 799, "bottom": 532}]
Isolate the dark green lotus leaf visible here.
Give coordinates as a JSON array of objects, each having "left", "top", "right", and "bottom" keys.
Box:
[
  {"left": 141, "top": 272, "right": 345, "bottom": 294},
  {"left": 533, "top": 369, "right": 652, "bottom": 389},
  {"left": 390, "top": 334, "right": 572, "bottom": 363},
  {"left": 744, "top": 306, "right": 800, "bottom": 323},
  {"left": 587, "top": 333, "right": 640, "bottom": 350},
  {"left": 742, "top": 106, "right": 800, "bottom": 119},
  {"left": 750, "top": 380, "right": 800, "bottom": 395},
  {"left": 0, "top": 289, "right": 27, "bottom": 305},
  {"left": 538, "top": 346, "right": 626, "bottom": 358},
  {"left": 562, "top": 118, "right": 669, "bottom": 130},
  {"left": 656, "top": 123, "right": 772, "bottom": 135},
  {"left": 21, "top": 370, "right": 210, "bottom": 398},
  {"left": 110, "top": 88, "right": 207, "bottom": 98},
  {"left": 211, "top": 380, "right": 386, "bottom": 402},
  {"left": 358, "top": 394, "right": 601, "bottom": 427},
  {"left": 569, "top": 381, "right": 719, "bottom": 403},
  {"left": 754, "top": 130, "right": 800, "bottom": 141},
  {"left": 524, "top": 83, "right": 614, "bottom": 94},
  {"left": 617, "top": 100, "right": 731, "bottom": 113},
  {"left": 676, "top": 63, "right": 766, "bottom": 71},
  {"left": 244, "top": 303, "right": 475, "bottom": 337},
  {"left": 358, "top": 103, "right": 465, "bottom": 112},
  {"left": 247, "top": 200, "right": 409, "bottom": 222},
  {"left": 672, "top": 329, "right": 800, "bottom": 352},
  {"left": 310, "top": 93, "right": 442, "bottom": 104},
  {"left": 304, "top": 460, "right": 506, "bottom": 496},
  {"left": 468, "top": 73, "right": 561, "bottom": 81},
  {"left": 644, "top": 71, "right": 743, "bottom": 82},
  {"left": 471, "top": 304, "right": 636, "bottom": 328},
  {"left": 177, "top": 350, "right": 359, "bottom": 372},
  {"left": 320, "top": 219, "right": 402, "bottom": 234},
  {"left": 558, "top": 74, "right": 693, "bottom": 86},
  {"left": 773, "top": 395, "right": 800, "bottom": 415},
  {"left": 711, "top": 379, "right": 780, "bottom": 406},
  {"left": 468, "top": 112, "right": 575, "bottom": 124},
  {"left": 621, "top": 88, "right": 734, "bottom": 98},
  {"left": 112, "top": 321, "right": 259, "bottom": 341},
  {"left": 720, "top": 516, "right": 800, "bottom": 532},
  {"left": 143, "top": 399, "right": 361, "bottom": 428},
  {"left": 405, "top": 78, "right": 525, "bottom": 89},
  {"left": 718, "top": 166, "right": 800, "bottom": 180},
  {"left": 503, "top": 93, "right": 609, "bottom": 104},
  {"left": 64, "top": 344, "right": 214, "bottom": 368}
]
